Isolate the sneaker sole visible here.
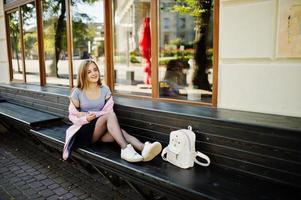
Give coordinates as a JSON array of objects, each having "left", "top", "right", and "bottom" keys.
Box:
[
  {"left": 121, "top": 156, "right": 143, "bottom": 163},
  {"left": 143, "top": 143, "right": 162, "bottom": 162}
]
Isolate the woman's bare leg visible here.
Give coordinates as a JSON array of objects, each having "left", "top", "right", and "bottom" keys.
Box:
[
  {"left": 100, "top": 132, "right": 114, "bottom": 142},
  {"left": 99, "top": 129, "right": 144, "bottom": 151},
  {"left": 92, "top": 113, "right": 127, "bottom": 148},
  {"left": 92, "top": 117, "right": 107, "bottom": 143},
  {"left": 121, "top": 129, "right": 144, "bottom": 151}
]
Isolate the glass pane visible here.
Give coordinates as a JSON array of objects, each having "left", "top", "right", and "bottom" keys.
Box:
[
  {"left": 9, "top": 10, "right": 23, "bottom": 81},
  {"left": 113, "top": 0, "right": 151, "bottom": 96},
  {"left": 4, "top": 0, "right": 17, "bottom": 4},
  {"left": 159, "top": 0, "right": 213, "bottom": 103},
  {"left": 43, "top": 0, "right": 69, "bottom": 86},
  {"left": 71, "top": 0, "right": 105, "bottom": 85},
  {"left": 22, "top": 3, "right": 40, "bottom": 84}
]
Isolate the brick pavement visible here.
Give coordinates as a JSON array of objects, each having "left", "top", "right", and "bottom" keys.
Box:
[{"left": 0, "top": 125, "right": 143, "bottom": 200}]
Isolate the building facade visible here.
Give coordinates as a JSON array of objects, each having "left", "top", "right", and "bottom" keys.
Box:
[{"left": 0, "top": 0, "right": 300, "bottom": 117}]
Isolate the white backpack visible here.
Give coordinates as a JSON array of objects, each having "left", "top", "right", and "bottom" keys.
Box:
[{"left": 161, "top": 126, "right": 210, "bottom": 169}]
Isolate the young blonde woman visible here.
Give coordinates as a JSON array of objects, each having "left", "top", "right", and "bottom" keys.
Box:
[{"left": 63, "top": 60, "right": 162, "bottom": 162}]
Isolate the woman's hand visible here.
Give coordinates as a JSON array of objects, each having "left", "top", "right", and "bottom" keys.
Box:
[{"left": 86, "top": 113, "right": 96, "bottom": 122}]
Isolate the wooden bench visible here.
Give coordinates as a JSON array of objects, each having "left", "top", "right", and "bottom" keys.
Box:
[
  {"left": 0, "top": 101, "right": 62, "bottom": 131},
  {"left": 30, "top": 124, "right": 300, "bottom": 200},
  {"left": 0, "top": 84, "right": 301, "bottom": 200}
]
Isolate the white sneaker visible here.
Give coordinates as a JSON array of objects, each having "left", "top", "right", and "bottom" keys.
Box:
[
  {"left": 121, "top": 144, "right": 143, "bottom": 162},
  {"left": 142, "top": 142, "right": 162, "bottom": 162}
]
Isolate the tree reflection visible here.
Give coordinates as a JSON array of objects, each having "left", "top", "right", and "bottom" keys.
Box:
[
  {"left": 172, "top": 0, "right": 213, "bottom": 91},
  {"left": 43, "top": 0, "right": 98, "bottom": 78},
  {"left": 43, "top": 0, "right": 67, "bottom": 77},
  {"left": 9, "top": 11, "right": 21, "bottom": 73}
]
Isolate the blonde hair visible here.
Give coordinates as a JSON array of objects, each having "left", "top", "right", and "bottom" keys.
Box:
[{"left": 77, "top": 59, "right": 102, "bottom": 90}]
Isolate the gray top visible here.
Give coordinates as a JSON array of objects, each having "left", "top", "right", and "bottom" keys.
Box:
[{"left": 70, "top": 85, "right": 111, "bottom": 112}]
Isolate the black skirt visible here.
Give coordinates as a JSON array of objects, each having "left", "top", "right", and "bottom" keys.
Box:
[{"left": 72, "top": 117, "right": 99, "bottom": 150}]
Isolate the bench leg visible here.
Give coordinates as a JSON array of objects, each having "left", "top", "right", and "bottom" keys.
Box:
[
  {"left": 125, "top": 181, "right": 167, "bottom": 200},
  {"left": 92, "top": 165, "right": 123, "bottom": 188},
  {"left": 0, "top": 119, "right": 10, "bottom": 132}
]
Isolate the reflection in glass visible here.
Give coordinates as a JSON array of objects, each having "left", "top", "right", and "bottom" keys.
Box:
[
  {"left": 43, "top": 0, "right": 69, "bottom": 86},
  {"left": 159, "top": 0, "right": 213, "bottom": 103},
  {"left": 22, "top": 3, "right": 40, "bottom": 84},
  {"left": 9, "top": 10, "right": 23, "bottom": 81},
  {"left": 71, "top": 0, "right": 105, "bottom": 85},
  {"left": 113, "top": 0, "right": 151, "bottom": 96}
]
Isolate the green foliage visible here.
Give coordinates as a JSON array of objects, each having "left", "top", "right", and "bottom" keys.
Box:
[
  {"left": 159, "top": 57, "right": 191, "bottom": 67},
  {"left": 172, "top": 0, "right": 205, "bottom": 17},
  {"left": 24, "top": 33, "right": 38, "bottom": 57},
  {"left": 160, "top": 48, "right": 194, "bottom": 58},
  {"left": 42, "top": 0, "right": 99, "bottom": 59},
  {"left": 169, "top": 38, "right": 182, "bottom": 47},
  {"left": 130, "top": 54, "right": 140, "bottom": 63}
]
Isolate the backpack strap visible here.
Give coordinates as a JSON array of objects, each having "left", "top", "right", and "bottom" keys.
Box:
[
  {"left": 195, "top": 151, "right": 210, "bottom": 167},
  {"left": 161, "top": 147, "right": 168, "bottom": 161}
]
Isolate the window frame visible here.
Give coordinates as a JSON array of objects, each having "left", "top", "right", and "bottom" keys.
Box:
[
  {"left": 5, "top": 7, "right": 26, "bottom": 83},
  {"left": 107, "top": 0, "right": 219, "bottom": 107},
  {"left": 5, "top": 0, "right": 43, "bottom": 85},
  {"left": 4, "top": 0, "right": 219, "bottom": 107}
]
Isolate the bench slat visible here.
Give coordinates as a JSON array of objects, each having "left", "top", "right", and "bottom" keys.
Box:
[
  {"left": 0, "top": 102, "right": 62, "bottom": 127},
  {"left": 30, "top": 125, "right": 301, "bottom": 200}
]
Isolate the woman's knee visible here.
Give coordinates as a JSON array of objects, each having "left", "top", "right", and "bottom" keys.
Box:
[
  {"left": 106, "top": 112, "right": 117, "bottom": 120},
  {"left": 96, "top": 115, "right": 107, "bottom": 125}
]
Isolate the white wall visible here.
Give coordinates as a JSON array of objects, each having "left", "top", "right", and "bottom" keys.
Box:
[
  {"left": 218, "top": 0, "right": 301, "bottom": 117},
  {"left": 0, "top": 0, "right": 9, "bottom": 83}
]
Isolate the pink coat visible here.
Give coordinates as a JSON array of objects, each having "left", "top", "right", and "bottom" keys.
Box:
[{"left": 63, "top": 97, "right": 114, "bottom": 160}]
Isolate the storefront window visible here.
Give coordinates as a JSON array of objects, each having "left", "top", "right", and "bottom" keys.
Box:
[
  {"left": 43, "top": 0, "right": 69, "bottom": 86},
  {"left": 113, "top": 0, "right": 151, "bottom": 96},
  {"left": 158, "top": 0, "right": 213, "bottom": 103},
  {"left": 8, "top": 10, "right": 23, "bottom": 81},
  {"left": 22, "top": 2, "right": 39, "bottom": 84},
  {"left": 4, "top": 0, "right": 217, "bottom": 105},
  {"left": 71, "top": 0, "right": 105, "bottom": 85}
]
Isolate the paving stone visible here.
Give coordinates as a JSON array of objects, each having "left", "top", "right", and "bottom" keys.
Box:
[
  {"left": 21, "top": 175, "right": 32, "bottom": 181},
  {"left": 79, "top": 193, "right": 91, "bottom": 199},
  {"left": 0, "top": 131, "right": 143, "bottom": 200},
  {"left": 33, "top": 197, "right": 46, "bottom": 200},
  {"left": 29, "top": 171, "right": 41, "bottom": 176},
  {"left": 14, "top": 169, "right": 25, "bottom": 175},
  {"left": 0, "top": 167, "right": 9, "bottom": 173},
  {"left": 53, "top": 187, "right": 68, "bottom": 196},
  {"left": 70, "top": 188, "right": 85, "bottom": 196},
  {"left": 9, "top": 166, "right": 20, "bottom": 172},
  {"left": 21, "top": 165, "right": 32, "bottom": 170},
  {"left": 61, "top": 192, "right": 75, "bottom": 199},
  {"left": 14, "top": 180, "right": 26, "bottom": 187},
  {"left": 25, "top": 193, "right": 42, "bottom": 199},
  {"left": 41, "top": 179, "right": 55, "bottom": 186},
  {"left": 54, "top": 177, "right": 66, "bottom": 184},
  {"left": 25, "top": 168, "right": 36, "bottom": 173},
  {"left": 25, "top": 178, "right": 36, "bottom": 184},
  {"left": 35, "top": 174, "right": 47, "bottom": 181},
  {"left": 6, "top": 189, "right": 24, "bottom": 198},
  {"left": 9, "top": 177, "right": 21, "bottom": 184},
  {"left": 47, "top": 183, "right": 60, "bottom": 190},
  {"left": 19, "top": 184, "right": 30, "bottom": 191},
  {"left": 38, "top": 188, "right": 55, "bottom": 198},
  {"left": 16, "top": 171, "right": 29, "bottom": 178},
  {"left": 22, "top": 187, "right": 39, "bottom": 196},
  {"left": 29, "top": 181, "right": 43, "bottom": 188},
  {"left": 46, "top": 194, "right": 61, "bottom": 200}
]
